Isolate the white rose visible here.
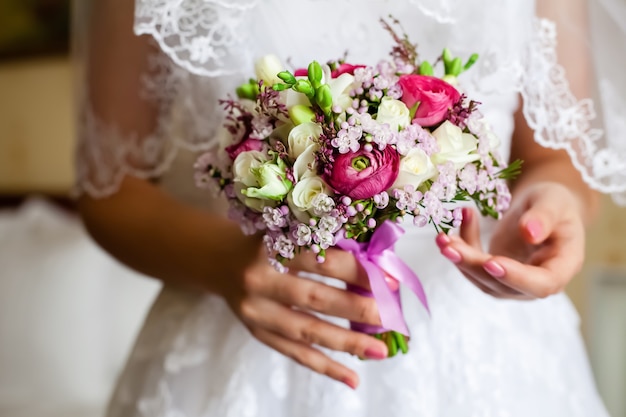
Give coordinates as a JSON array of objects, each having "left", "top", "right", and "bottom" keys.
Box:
[
  {"left": 391, "top": 148, "right": 437, "bottom": 190},
  {"left": 288, "top": 122, "right": 322, "bottom": 160},
  {"left": 431, "top": 121, "right": 480, "bottom": 168},
  {"left": 255, "top": 54, "right": 284, "bottom": 86},
  {"left": 233, "top": 150, "right": 267, "bottom": 187},
  {"left": 293, "top": 144, "right": 318, "bottom": 182},
  {"left": 243, "top": 161, "right": 292, "bottom": 201},
  {"left": 376, "top": 97, "right": 411, "bottom": 131},
  {"left": 287, "top": 176, "right": 329, "bottom": 222},
  {"left": 328, "top": 73, "right": 356, "bottom": 111}
]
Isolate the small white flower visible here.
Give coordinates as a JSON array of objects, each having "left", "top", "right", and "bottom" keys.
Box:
[
  {"left": 273, "top": 235, "right": 295, "bottom": 259},
  {"left": 313, "top": 230, "right": 335, "bottom": 250},
  {"left": 311, "top": 193, "right": 335, "bottom": 216},
  {"left": 294, "top": 224, "right": 313, "bottom": 246},
  {"left": 318, "top": 216, "right": 340, "bottom": 233}
]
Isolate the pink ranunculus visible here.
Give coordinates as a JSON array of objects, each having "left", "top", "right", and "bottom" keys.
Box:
[
  {"left": 293, "top": 63, "right": 365, "bottom": 79},
  {"left": 398, "top": 75, "right": 461, "bottom": 127},
  {"left": 226, "top": 138, "right": 264, "bottom": 160},
  {"left": 323, "top": 147, "right": 400, "bottom": 200}
]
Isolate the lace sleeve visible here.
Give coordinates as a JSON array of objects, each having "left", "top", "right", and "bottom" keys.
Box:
[
  {"left": 527, "top": 0, "right": 626, "bottom": 204},
  {"left": 73, "top": 0, "right": 237, "bottom": 198}
]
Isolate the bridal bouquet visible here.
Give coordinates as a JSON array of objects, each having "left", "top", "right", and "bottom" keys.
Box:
[{"left": 195, "top": 19, "right": 520, "bottom": 357}]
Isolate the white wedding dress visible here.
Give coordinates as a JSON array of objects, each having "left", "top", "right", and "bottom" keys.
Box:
[{"left": 75, "top": 1, "right": 619, "bottom": 416}]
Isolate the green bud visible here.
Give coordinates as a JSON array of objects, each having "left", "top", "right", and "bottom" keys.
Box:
[
  {"left": 293, "top": 79, "right": 315, "bottom": 98},
  {"left": 272, "top": 83, "right": 288, "bottom": 91},
  {"left": 307, "top": 61, "right": 323, "bottom": 88},
  {"left": 442, "top": 48, "right": 453, "bottom": 73},
  {"left": 277, "top": 71, "right": 296, "bottom": 85},
  {"left": 463, "top": 53, "right": 479, "bottom": 71},
  {"left": 236, "top": 82, "right": 259, "bottom": 100},
  {"left": 418, "top": 61, "right": 434, "bottom": 76},
  {"left": 449, "top": 57, "right": 463, "bottom": 76},
  {"left": 316, "top": 84, "right": 333, "bottom": 113},
  {"left": 288, "top": 104, "right": 316, "bottom": 125}
]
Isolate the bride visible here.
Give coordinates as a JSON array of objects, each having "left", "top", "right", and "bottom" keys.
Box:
[{"left": 75, "top": 0, "right": 619, "bottom": 415}]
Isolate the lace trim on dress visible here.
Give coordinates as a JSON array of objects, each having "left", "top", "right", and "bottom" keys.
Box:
[
  {"left": 134, "top": 0, "right": 259, "bottom": 77},
  {"left": 520, "top": 18, "right": 626, "bottom": 203}
]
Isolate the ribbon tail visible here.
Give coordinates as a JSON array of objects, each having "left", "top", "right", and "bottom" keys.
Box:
[
  {"left": 363, "top": 259, "right": 409, "bottom": 336},
  {"left": 377, "top": 252, "right": 430, "bottom": 314}
]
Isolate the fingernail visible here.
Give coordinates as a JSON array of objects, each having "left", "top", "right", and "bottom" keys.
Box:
[
  {"left": 364, "top": 346, "right": 388, "bottom": 360},
  {"left": 483, "top": 260, "right": 506, "bottom": 278},
  {"left": 462, "top": 207, "right": 473, "bottom": 222},
  {"left": 384, "top": 275, "right": 400, "bottom": 292},
  {"left": 442, "top": 247, "right": 462, "bottom": 264},
  {"left": 435, "top": 233, "right": 450, "bottom": 247},
  {"left": 525, "top": 220, "right": 543, "bottom": 241},
  {"left": 342, "top": 377, "right": 358, "bottom": 390}
]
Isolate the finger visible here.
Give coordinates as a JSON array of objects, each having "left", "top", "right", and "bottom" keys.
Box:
[
  {"left": 518, "top": 194, "right": 562, "bottom": 245},
  {"left": 482, "top": 251, "right": 578, "bottom": 299},
  {"left": 286, "top": 248, "right": 369, "bottom": 289},
  {"left": 246, "top": 298, "right": 388, "bottom": 359},
  {"left": 251, "top": 327, "right": 360, "bottom": 389},
  {"left": 437, "top": 231, "right": 526, "bottom": 298},
  {"left": 459, "top": 207, "right": 483, "bottom": 250},
  {"left": 260, "top": 273, "right": 382, "bottom": 326},
  {"left": 463, "top": 273, "right": 531, "bottom": 300}
]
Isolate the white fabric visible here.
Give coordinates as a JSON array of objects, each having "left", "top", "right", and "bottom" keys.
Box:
[
  {"left": 71, "top": 1, "right": 611, "bottom": 416},
  {"left": 0, "top": 199, "right": 160, "bottom": 417}
]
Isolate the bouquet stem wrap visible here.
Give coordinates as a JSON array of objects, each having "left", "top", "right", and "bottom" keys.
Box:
[{"left": 337, "top": 220, "right": 430, "bottom": 337}]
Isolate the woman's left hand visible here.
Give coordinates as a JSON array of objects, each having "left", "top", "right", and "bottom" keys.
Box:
[{"left": 435, "top": 182, "right": 586, "bottom": 300}]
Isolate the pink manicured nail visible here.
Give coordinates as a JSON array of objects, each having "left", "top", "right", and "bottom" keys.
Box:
[
  {"left": 483, "top": 261, "right": 506, "bottom": 278},
  {"left": 442, "top": 247, "right": 462, "bottom": 264},
  {"left": 525, "top": 220, "right": 543, "bottom": 241},
  {"left": 462, "top": 207, "right": 473, "bottom": 222},
  {"left": 384, "top": 275, "right": 400, "bottom": 292},
  {"left": 342, "top": 377, "right": 358, "bottom": 390},
  {"left": 364, "top": 346, "right": 388, "bottom": 360},
  {"left": 435, "top": 233, "right": 451, "bottom": 247}
]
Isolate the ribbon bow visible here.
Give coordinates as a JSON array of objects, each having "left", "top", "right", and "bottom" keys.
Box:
[{"left": 337, "top": 220, "right": 429, "bottom": 336}]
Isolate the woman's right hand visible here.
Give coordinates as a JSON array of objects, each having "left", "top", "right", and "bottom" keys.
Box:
[{"left": 218, "top": 235, "right": 388, "bottom": 390}]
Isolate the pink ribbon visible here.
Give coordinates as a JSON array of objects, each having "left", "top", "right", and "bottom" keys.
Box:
[{"left": 337, "top": 220, "right": 429, "bottom": 336}]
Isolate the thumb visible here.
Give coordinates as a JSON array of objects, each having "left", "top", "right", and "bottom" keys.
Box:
[{"left": 518, "top": 195, "right": 560, "bottom": 245}]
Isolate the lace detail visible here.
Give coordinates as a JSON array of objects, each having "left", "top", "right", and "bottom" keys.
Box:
[
  {"left": 134, "top": 0, "right": 259, "bottom": 77},
  {"left": 519, "top": 19, "right": 619, "bottom": 197}
]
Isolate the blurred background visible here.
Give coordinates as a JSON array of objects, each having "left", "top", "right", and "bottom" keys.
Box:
[{"left": 0, "top": 2, "right": 624, "bottom": 417}]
